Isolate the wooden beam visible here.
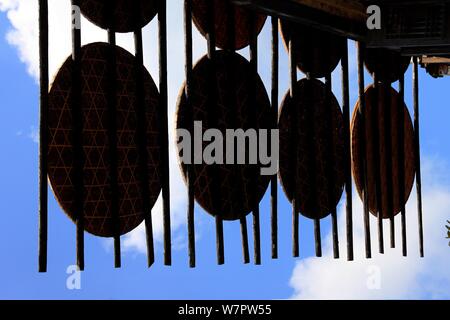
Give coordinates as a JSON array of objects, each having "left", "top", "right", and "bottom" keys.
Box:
[
  {"left": 291, "top": 0, "right": 366, "bottom": 22},
  {"left": 421, "top": 56, "right": 450, "bottom": 64},
  {"left": 233, "top": 0, "right": 367, "bottom": 40}
]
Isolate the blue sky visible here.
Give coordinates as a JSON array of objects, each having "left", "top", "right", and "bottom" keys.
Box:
[{"left": 0, "top": 0, "right": 449, "bottom": 300}]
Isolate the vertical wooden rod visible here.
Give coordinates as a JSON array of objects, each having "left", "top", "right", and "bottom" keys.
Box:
[
  {"left": 341, "top": 40, "right": 353, "bottom": 261},
  {"left": 206, "top": 0, "right": 224, "bottom": 265},
  {"left": 325, "top": 73, "right": 339, "bottom": 259},
  {"left": 107, "top": 33, "right": 121, "bottom": 268},
  {"left": 71, "top": 0, "right": 85, "bottom": 271},
  {"left": 413, "top": 57, "right": 424, "bottom": 258},
  {"left": 371, "top": 74, "right": 385, "bottom": 254},
  {"left": 38, "top": 0, "right": 49, "bottom": 273},
  {"left": 289, "top": 39, "right": 299, "bottom": 258},
  {"left": 184, "top": 0, "right": 196, "bottom": 268},
  {"left": 398, "top": 73, "right": 407, "bottom": 257},
  {"left": 158, "top": 0, "right": 172, "bottom": 266},
  {"left": 226, "top": 2, "right": 249, "bottom": 265},
  {"left": 240, "top": 217, "right": 250, "bottom": 264},
  {"left": 249, "top": 11, "right": 261, "bottom": 266},
  {"left": 357, "top": 43, "right": 371, "bottom": 259},
  {"left": 382, "top": 82, "right": 395, "bottom": 249},
  {"left": 106, "top": 1, "right": 121, "bottom": 269},
  {"left": 134, "top": 28, "right": 155, "bottom": 267},
  {"left": 270, "top": 16, "right": 279, "bottom": 260}
]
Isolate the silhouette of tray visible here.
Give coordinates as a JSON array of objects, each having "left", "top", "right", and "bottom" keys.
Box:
[
  {"left": 280, "top": 19, "right": 346, "bottom": 79},
  {"left": 48, "top": 42, "right": 162, "bottom": 237},
  {"left": 365, "top": 48, "right": 411, "bottom": 84},
  {"left": 279, "top": 79, "right": 345, "bottom": 220},
  {"left": 176, "top": 51, "right": 273, "bottom": 221},
  {"left": 351, "top": 84, "right": 415, "bottom": 218},
  {"left": 79, "top": 0, "right": 158, "bottom": 33},
  {"left": 192, "top": 0, "right": 267, "bottom": 50}
]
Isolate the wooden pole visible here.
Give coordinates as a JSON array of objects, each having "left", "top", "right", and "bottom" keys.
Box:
[
  {"left": 357, "top": 43, "right": 371, "bottom": 259},
  {"left": 38, "top": 0, "right": 49, "bottom": 273},
  {"left": 184, "top": 0, "right": 196, "bottom": 268},
  {"left": 371, "top": 74, "right": 385, "bottom": 254},
  {"left": 270, "top": 16, "right": 279, "bottom": 260},
  {"left": 381, "top": 82, "right": 395, "bottom": 249},
  {"left": 206, "top": 0, "right": 225, "bottom": 265},
  {"left": 71, "top": 0, "right": 85, "bottom": 271},
  {"left": 413, "top": 57, "right": 424, "bottom": 258},
  {"left": 398, "top": 72, "right": 407, "bottom": 256},
  {"left": 341, "top": 40, "right": 353, "bottom": 261},
  {"left": 325, "top": 73, "right": 339, "bottom": 259},
  {"left": 106, "top": 1, "right": 121, "bottom": 269},
  {"left": 158, "top": 0, "right": 172, "bottom": 266},
  {"left": 289, "top": 39, "right": 299, "bottom": 258},
  {"left": 134, "top": 28, "right": 155, "bottom": 267},
  {"left": 249, "top": 11, "right": 261, "bottom": 266}
]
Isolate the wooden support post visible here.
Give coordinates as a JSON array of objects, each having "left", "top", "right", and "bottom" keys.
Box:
[
  {"left": 357, "top": 43, "right": 371, "bottom": 259},
  {"left": 270, "top": 16, "right": 279, "bottom": 260},
  {"left": 413, "top": 57, "right": 424, "bottom": 258},
  {"left": 341, "top": 40, "right": 353, "bottom": 261},
  {"left": 158, "top": 0, "right": 172, "bottom": 266},
  {"left": 71, "top": 0, "right": 85, "bottom": 271},
  {"left": 38, "top": 0, "right": 49, "bottom": 273}
]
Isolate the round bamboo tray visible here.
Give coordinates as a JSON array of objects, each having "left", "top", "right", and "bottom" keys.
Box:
[
  {"left": 79, "top": 0, "right": 158, "bottom": 33},
  {"left": 351, "top": 84, "right": 415, "bottom": 218},
  {"left": 192, "top": 0, "right": 267, "bottom": 50},
  {"left": 365, "top": 48, "right": 411, "bottom": 84},
  {"left": 176, "top": 51, "right": 273, "bottom": 221},
  {"left": 280, "top": 20, "right": 345, "bottom": 79},
  {"left": 278, "top": 78, "right": 345, "bottom": 220},
  {"left": 48, "top": 42, "right": 162, "bottom": 237}
]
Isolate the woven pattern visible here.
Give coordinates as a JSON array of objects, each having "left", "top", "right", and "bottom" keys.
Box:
[
  {"left": 176, "top": 51, "right": 273, "bottom": 221},
  {"left": 351, "top": 84, "right": 415, "bottom": 218},
  {"left": 79, "top": 0, "right": 158, "bottom": 33},
  {"left": 280, "top": 20, "right": 345, "bottom": 79},
  {"left": 192, "top": 0, "right": 267, "bottom": 50},
  {"left": 279, "top": 79, "right": 345, "bottom": 220},
  {"left": 365, "top": 48, "right": 411, "bottom": 84},
  {"left": 48, "top": 42, "right": 161, "bottom": 237}
]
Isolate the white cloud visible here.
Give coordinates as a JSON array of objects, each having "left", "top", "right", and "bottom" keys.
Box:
[
  {"left": 290, "top": 157, "right": 450, "bottom": 299},
  {"left": 0, "top": 0, "right": 208, "bottom": 253},
  {"left": 28, "top": 125, "right": 39, "bottom": 143}
]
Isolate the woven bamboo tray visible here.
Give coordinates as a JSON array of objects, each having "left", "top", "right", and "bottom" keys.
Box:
[
  {"left": 279, "top": 78, "right": 345, "bottom": 219},
  {"left": 192, "top": 0, "right": 267, "bottom": 50},
  {"left": 48, "top": 42, "right": 162, "bottom": 237},
  {"left": 176, "top": 51, "right": 273, "bottom": 221},
  {"left": 365, "top": 48, "right": 411, "bottom": 84},
  {"left": 280, "top": 19, "right": 346, "bottom": 79},
  {"left": 351, "top": 84, "right": 415, "bottom": 218},
  {"left": 79, "top": 0, "right": 158, "bottom": 33}
]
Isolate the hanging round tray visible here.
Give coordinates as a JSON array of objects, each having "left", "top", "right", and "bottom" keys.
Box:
[
  {"left": 79, "top": 0, "right": 158, "bottom": 33},
  {"left": 176, "top": 50, "right": 273, "bottom": 221},
  {"left": 280, "top": 20, "right": 346, "bottom": 79},
  {"left": 48, "top": 42, "right": 162, "bottom": 237},
  {"left": 191, "top": 0, "right": 267, "bottom": 50},
  {"left": 278, "top": 78, "right": 345, "bottom": 219},
  {"left": 351, "top": 84, "right": 416, "bottom": 218},
  {"left": 364, "top": 48, "right": 411, "bottom": 84}
]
